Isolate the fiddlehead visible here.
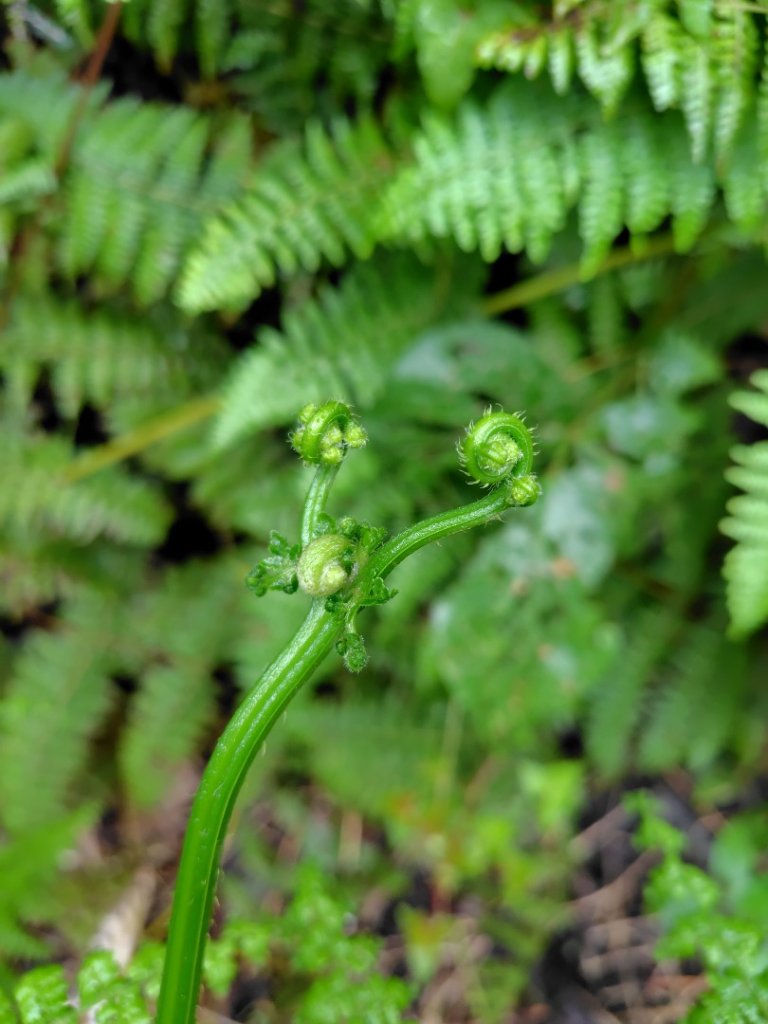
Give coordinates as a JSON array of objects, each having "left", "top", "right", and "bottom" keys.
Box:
[
  {"left": 460, "top": 407, "right": 533, "bottom": 479},
  {"left": 290, "top": 400, "right": 367, "bottom": 466},
  {"left": 291, "top": 401, "right": 367, "bottom": 547},
  {"left": 461, "top": 410, "right": 540, "bottom": 507}
]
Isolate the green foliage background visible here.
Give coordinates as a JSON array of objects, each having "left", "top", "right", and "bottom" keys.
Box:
[{"left": 1, "top": 0, "right": 768, "bottom": 1020}]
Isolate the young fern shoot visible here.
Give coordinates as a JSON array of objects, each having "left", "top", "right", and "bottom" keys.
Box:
[{"left": 155, "top": 402, "right": 541, "bottom": 1024}]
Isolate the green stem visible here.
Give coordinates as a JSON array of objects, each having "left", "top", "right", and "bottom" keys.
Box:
[
  {"left": 155, "top": 599, "right": 340, "bottom": 1024},
  {"left": 482, "top": 231, "right": 678, "bottom": 317},
  {"left": 156, "top": 485, "right": 523, "bottom": 1024},
  {"left": 63, "top": 396, "right": 221, "bottom": 483},
  {"left": 364, "top": 489, "right": 509, "bottom": 584},
  {"left": 300, "top": 465, "right": 339, "bottom": 548}
]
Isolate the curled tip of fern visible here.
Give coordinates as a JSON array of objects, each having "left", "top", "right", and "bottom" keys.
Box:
[
  {"left": 290, "top": 401, "right": 367, "bottom": 466},
  {"left": 459, "top": 410, "right": 536, "bottom": 487}
]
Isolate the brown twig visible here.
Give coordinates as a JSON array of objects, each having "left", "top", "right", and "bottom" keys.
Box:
[
  {"left": 0, "top": 1, "right": 123, "bottom": 329},
  {"left": 572, "top": 850, "right": 659, "bottom": 918},
  {"left": 54, "top": 1, "right": 123, "bottom": 177}
]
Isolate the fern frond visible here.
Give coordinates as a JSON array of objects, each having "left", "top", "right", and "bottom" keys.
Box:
[
  {"left": 474, "top": 2, "right": 765, "bottom": 161},
  {"left": 57, "top": 100, "right": 246, "bottom": 302},
  {"left": 385, "top": 80, "right": 752, "bottom": 269},
  {"left": 2, "top": 295, "right": 227, "bottom": 420},
  {"left": 0, "top": 810, "right": 96, "bottom": 959},
  {"left": 119, "top": 560, "right": 250, "bottom": 805},
  {"left": 0, "top": 598, "right": 118, "bottom": 834},
  {"left": 212, "top": 254, "right": 476, "bottom": 449},
  {"left": 721, "top": 369, "right": 768, "bottom": 638},
  {"left": 381, "top": 83, "right": 573, "bottom": 264},
  {"left": 585, "top": 609, "right": 679, "bottom": 778},
  {"left": 120, "top": 665, "right": 214, "bottom": 807},
  {"left": 177, "top": 114, "right": 399, "bottom": 313},
  {"left": 637, "top": 622, "right": 746, "bottom": 771},
  {"left": 0, "top": 68, "right": 105, "bottom": 159},
  {"left": 0, "top": 437, "right": 171, "bottom": 547}
]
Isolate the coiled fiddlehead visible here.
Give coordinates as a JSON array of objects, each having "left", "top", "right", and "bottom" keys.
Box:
[
  {"left": 290, "top": 400, "right": 367, "bottom": 466},
  {"left": 157, "top": 402, "right": 541, "bottom": 1024},
  {"left": 289, "top": 401, "right": 368, "bottom": 548},
  {"left": 459, "top": 409, "right": 539, "bottom": 507}
]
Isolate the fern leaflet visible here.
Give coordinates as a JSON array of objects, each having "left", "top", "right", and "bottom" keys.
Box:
[
  {"left": 0, "top": 597, "right": 118, "bottom": 834},
  {"left": 178, "top": 114, "right": 400, "bottom": 313},
  {"left": 721, "top": 369, "right": 768, "bottom": 638},
  {"left": 585, "top": 608, "right": 679, "bottom": 778},
  {"left": 1, "top": 437, "right": 171, "bottom": 548},
  {"left": 212, "top": 254, "right": 478, "bottom": 449}
]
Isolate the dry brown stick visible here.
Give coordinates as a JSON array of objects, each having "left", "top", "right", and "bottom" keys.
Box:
[
  {"left": 572, "top": 851, "right": 659, "bottom": 917},
  {"left": 1, "top": 1, "right": 123, "bottom": 327},
  {"left": 570, "top": 803, "right": 630, "bottom": 857}
]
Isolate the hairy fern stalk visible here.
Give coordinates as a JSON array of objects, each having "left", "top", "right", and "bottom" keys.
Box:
[{"left": 1, "top": 1, "right": 768, "bottom": 1022}]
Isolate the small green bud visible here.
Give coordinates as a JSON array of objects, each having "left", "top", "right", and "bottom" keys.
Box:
[
  {"left": 297, "top": 535, "right": 359, "bottom": 597},
  {"left": 290, "top": 401, "right": 367, "bottom": 466},
  {"left": 343, "top": 420, "right": 367, "bottom": 451},
  {"left": 507, "top": 474, "right": 541, "bottom": 507},
  {"left": 336, "top": 631, "right": 368, "bottom": 673}
]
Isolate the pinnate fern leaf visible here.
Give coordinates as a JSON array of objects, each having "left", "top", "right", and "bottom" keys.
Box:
[
  {"left": 2, "top": 296, "right": 226, "bottom": 420},
  {"left": 178, "top": 114, "right": 399, "bottom": 313},
  {"left": 474, "top": 2, "right": 765, "bottom": 162},
  {"left": 637, "top": 622, "right": 746, "bottom": 772},
  {"left": 58, "top": 101, "right": 249, "bottom": 304},
  {"left": 212, "top": 254, "right": 476, "bottom": 449},
  {"left": 586, "top": 609, "right": 679, "bottom": 778},
  {"left": 381, "top": 83, "right": 730, "bottom": 275},
  {"left": 1, "top": 438, "right": 171, "bottom": 548},
  {"left": 721, "top": 369, "right": 768, "bottom": 638},
  {"left": 0, "top": 598, "right": 118, "bottom": 834}
]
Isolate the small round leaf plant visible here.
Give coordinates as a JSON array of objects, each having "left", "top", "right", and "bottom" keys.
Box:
[{"left": 155, "top": 401, "right": 540, "bottom": 1024}]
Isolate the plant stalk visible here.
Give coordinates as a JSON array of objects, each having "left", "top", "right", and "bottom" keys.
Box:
[
  {"left": 155, "top": 599, "right": 339, "bottom": 1024},
  {"left": 156, "top": 485, "right": 523, "bottom": 1024}
]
